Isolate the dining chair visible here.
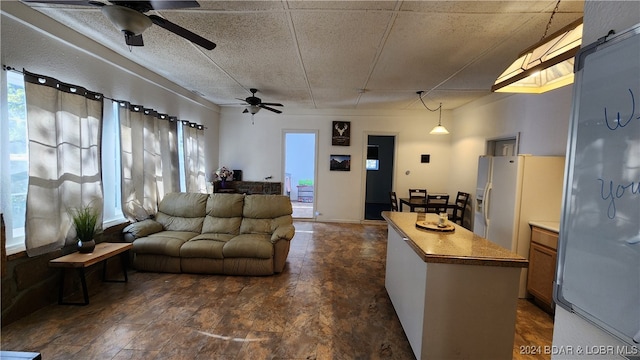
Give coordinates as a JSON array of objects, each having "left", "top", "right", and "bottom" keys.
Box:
[
  {"left": 426, "top": 194, "right": 450, "bottom": 213},
  {"left": 451, "top": 191, "right": 470, "bottom": 225},
  {"left": 408, "top": 189, "right": 427, "bottom": 212},
  {"left": 389, "top": 192, "right": 399, "bottom": 212},
  {"left": 409, "top": 189, "right": 427, "bottom": 200}
]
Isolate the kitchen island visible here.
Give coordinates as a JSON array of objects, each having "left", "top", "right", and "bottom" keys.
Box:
[{"left": 383, "top": 211, "right": 527, "bottom": 360}]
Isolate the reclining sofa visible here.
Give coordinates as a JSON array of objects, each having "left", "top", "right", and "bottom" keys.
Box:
[{"left": 122, "top": 192, "right": 295, "bottom": 276}]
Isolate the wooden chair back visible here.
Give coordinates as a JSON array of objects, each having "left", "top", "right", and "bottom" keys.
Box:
[
  {"left": 426, "top": 194, "right": 450, "bottom": 213},
  {"left": 451, "top": 191, "right": 470, "bottom": 225},
  {"left": 409, "top": 189, "right": 427, "bottom": 200},
  {"left": 389, "top": 192, "right": 399, "bottom": 212}
]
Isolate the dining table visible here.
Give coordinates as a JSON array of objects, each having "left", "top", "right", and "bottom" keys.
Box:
[{"left": 399, "top": 194, "right": 456, "bottom": 213}]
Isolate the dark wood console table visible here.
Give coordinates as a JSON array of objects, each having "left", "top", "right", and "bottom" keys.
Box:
[{"left": 213, "top": 181, "right": 282, "bottom": 195}]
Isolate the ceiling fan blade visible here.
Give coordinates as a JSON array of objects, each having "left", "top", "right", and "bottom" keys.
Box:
[
  {"left": 242, "top": 108, "right": 249, "bottom": 113},
  {"left": 148, "top": 15, "right": 216, "bottom": 50},
  {"left": 148, "top": 0, "right": 200, "bottom": 10},
  {"left": 261, "top": 102, "right": 283, "bottom": 107},
  {"left": 259, "top": 104, "right": 282, "bottom": 114},
  {"left": 123, "top": 31, "right": 144, "bottom": 46}
]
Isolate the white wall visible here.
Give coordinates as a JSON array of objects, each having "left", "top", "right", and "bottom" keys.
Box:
[
  {"left": 218, "top": 80, "right": 573, "bottom": 223},
  {"left": 1, "top": 1, "right": 221, "bottom": 176},
  {"left": 552, "top": 1, "right": 640, "bottom": 358},
  {"left": 448, "top": 87, "right": 573, "bottom": 205},
  {"left": 218, "top": 107, "right": 452, "bottom": 222}
]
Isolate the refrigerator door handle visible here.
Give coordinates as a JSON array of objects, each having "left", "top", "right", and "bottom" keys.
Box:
[{"left": 483, "top": 182, "right": 492, "bottom": 232}]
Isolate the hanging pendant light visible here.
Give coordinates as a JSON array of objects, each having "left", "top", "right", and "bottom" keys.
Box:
[
  {"left": 492, "top": 0, "right": 582, "bottom": 94},
  {"left": 429, "top": 107, "right": 449, "bottom": 135},
  {"left": 417, "top": 91, "right": 449, "bottom": 135}
]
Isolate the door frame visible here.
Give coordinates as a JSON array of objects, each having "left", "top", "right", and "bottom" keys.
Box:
[
  {"left": 360, "top": 131, "right": 398, "bottom": 221},
  {"left": 282, "top": 129, "right": 319, "bottom": 219}
]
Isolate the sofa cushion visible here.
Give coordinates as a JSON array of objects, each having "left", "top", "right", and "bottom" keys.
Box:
[
  {"left": 241, "top": 195, "right": 293, "bottom": 235},
  {"left": 180, "top": 235, "right": 229, "bottom": 259},
  {"left": 133, "top": 231, "right": 198, "bottom": 256},
  {"left": 223, "top": 234, "right": 273, "bottom": 259},
  {"left": 201, "top": 193, "right": 244, "bottom": 235},
  {"left": 155, "top": 192, "right": 209, "bottom": 232},
  {"left": 242, "top": 195, "right": 292, "bottom": 219},
  {"left": 206, "top": 193, "right": 244, "bottom": 217}
]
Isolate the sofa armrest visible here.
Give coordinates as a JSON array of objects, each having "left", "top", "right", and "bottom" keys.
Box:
[
  {"left": 122, "top": 219, "right": 164, "bottom": 242},
  {"left": 271, "top": 224, "right": 295, "bottom": 244}
]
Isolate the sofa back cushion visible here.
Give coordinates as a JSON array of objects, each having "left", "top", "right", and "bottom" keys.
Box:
[
  {"left": 240, "top": 195, "right": 293, "bottom": 234},
  {"left": 201, "top": 193, "right": 244, "bottom": 235},
  {"left": 155, "top": 192, "right": 209, "bottom": 232}
]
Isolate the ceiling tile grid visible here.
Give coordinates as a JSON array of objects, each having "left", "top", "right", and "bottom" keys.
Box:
[{"left": 21, "top": 0, "right": 584, "bottom": 111}]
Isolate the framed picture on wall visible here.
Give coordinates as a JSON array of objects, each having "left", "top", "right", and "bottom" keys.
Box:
[
  {"left": 332, "top": 121, "right": 350, "bottom": 146},
  {"left": 330, "top": 155, "right": 351, "bottom": 171}
]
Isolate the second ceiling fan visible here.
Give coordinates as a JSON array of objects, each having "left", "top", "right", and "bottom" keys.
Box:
[{"left": 238, "top": 88, "right": 284, "bottom": 115}]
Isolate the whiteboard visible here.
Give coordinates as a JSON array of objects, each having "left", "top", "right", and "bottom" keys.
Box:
[{"left": 555, "top": 23, "right": 640, "bottom": 347}]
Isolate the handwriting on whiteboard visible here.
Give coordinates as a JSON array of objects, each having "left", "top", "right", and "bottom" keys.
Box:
[
  {"left": 598, "top": 178, "right": 639, "bottom": 219},
  {"left": 598, "top": 88, "right": 640, "bottom": 219},
  {"left": 604, "top": 89, "right": 640, "bottom": 130}
]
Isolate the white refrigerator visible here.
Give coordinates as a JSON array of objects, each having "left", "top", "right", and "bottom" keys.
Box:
[{"left": 473, "top": 155, "right": 565, "bottom": 296}]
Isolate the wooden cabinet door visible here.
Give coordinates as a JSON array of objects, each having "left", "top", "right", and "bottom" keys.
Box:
[{"left": 527, "top": 241, "right": 557, "bottom": 308}]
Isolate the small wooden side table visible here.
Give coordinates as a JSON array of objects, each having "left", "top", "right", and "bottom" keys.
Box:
[{"left": 49, "top": 242, "right": 132, "bottom": 305}]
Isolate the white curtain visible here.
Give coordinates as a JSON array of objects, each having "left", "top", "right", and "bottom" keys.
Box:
[
  {"left": 23, "top": 71, "right": 103, "bottom": 256},
  {"left": 159, "top": 115, "right": 180, "bottom": 195},
  {"left": 182, "top": 122, "right": 206, "bottom": 193},
  {"left": 119, "top": 103, "right": 179, "bottom": 221}
]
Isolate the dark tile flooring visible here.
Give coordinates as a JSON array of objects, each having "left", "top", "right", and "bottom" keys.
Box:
[{"left": 1, "top": 221, "right": 553, "bottom": 359}]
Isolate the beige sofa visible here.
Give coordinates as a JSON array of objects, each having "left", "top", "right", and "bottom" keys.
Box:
[{"left": 122, "top": 192, "right": 295, "bottom": 275}]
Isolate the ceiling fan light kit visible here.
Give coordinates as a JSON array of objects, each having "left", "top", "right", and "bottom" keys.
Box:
[
  {"left": 101, "top": 5, "right": 151, "bottom": 35},
  {"left": 237, "top": 88, "right": 284, "bottom": 122},
  {"left": 246, "top": 105, "right": 260, "bottom": 115}
]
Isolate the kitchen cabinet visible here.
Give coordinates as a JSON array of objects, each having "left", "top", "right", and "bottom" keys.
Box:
[
  {"left": 527, "top": 223, "right": 559, "bottom": 313},
  {"left": 384, "top": 211, "right": 527, "bottom": 359}
]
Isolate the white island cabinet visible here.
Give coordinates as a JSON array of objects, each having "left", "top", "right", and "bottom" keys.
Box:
[{"left": 383, "top": 211, "right": 528, "bottom": 360}]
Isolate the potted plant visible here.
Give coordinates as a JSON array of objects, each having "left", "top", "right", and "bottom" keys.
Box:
[{"left": 68, "top": 203, "right": 101, "bottom": 253}]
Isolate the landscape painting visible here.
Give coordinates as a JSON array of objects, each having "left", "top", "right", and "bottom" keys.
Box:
[{"left": 330, "top": 155, "right": 351, "bottom": 171}]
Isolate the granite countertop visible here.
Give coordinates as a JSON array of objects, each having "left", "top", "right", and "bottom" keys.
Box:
[
  {"left": 528, "top": 221, "right": 560, "bottom": 233},
  {"left": 382, "top": 211, "right": 528, "bottom": 268}
]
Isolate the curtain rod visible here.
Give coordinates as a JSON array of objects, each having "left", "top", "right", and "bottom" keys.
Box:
[{"left": 2, "top": 64, "right": 205, "bottom": 129}]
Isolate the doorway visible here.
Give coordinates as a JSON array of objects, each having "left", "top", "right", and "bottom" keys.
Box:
[
  {"left": 283, "top": 131, "right": 317, "bottom": 219},
  {"left": 364, "top": 135, "right": 395, "bottom": 220}
]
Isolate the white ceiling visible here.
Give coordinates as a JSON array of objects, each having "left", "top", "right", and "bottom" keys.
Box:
[{"left": 21, "top": 0, "right": 584, "bottom": 111}]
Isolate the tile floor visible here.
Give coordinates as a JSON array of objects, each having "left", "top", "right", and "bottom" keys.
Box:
[{"left": 1, "top": 221, "right": 553, "bottom": 359}]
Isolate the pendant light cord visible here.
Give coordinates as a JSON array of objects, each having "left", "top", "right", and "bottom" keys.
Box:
[{"left": 417, "top": 91, "right": 443, "bottom": 125}]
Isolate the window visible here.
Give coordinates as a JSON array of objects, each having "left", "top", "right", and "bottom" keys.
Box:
[
  {"left": 102, "top": 101, "right": 124, "bottom": 226},
  {"left": 366, "top": 159, "right": 379, "bottom": 170},
  {"left": 366, "top": 145, "right": 379, "bottom": 170},
  {"left": 1, "top": 71, "right": 28, "bottom": 254}
]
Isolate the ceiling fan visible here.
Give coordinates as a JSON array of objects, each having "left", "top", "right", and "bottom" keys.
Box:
[
  {"left": 238, "top": 88, "right": 284, "bottom": 115},
  {"left": 23, "top": 0, "right": 216, "bottom": 50}
]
